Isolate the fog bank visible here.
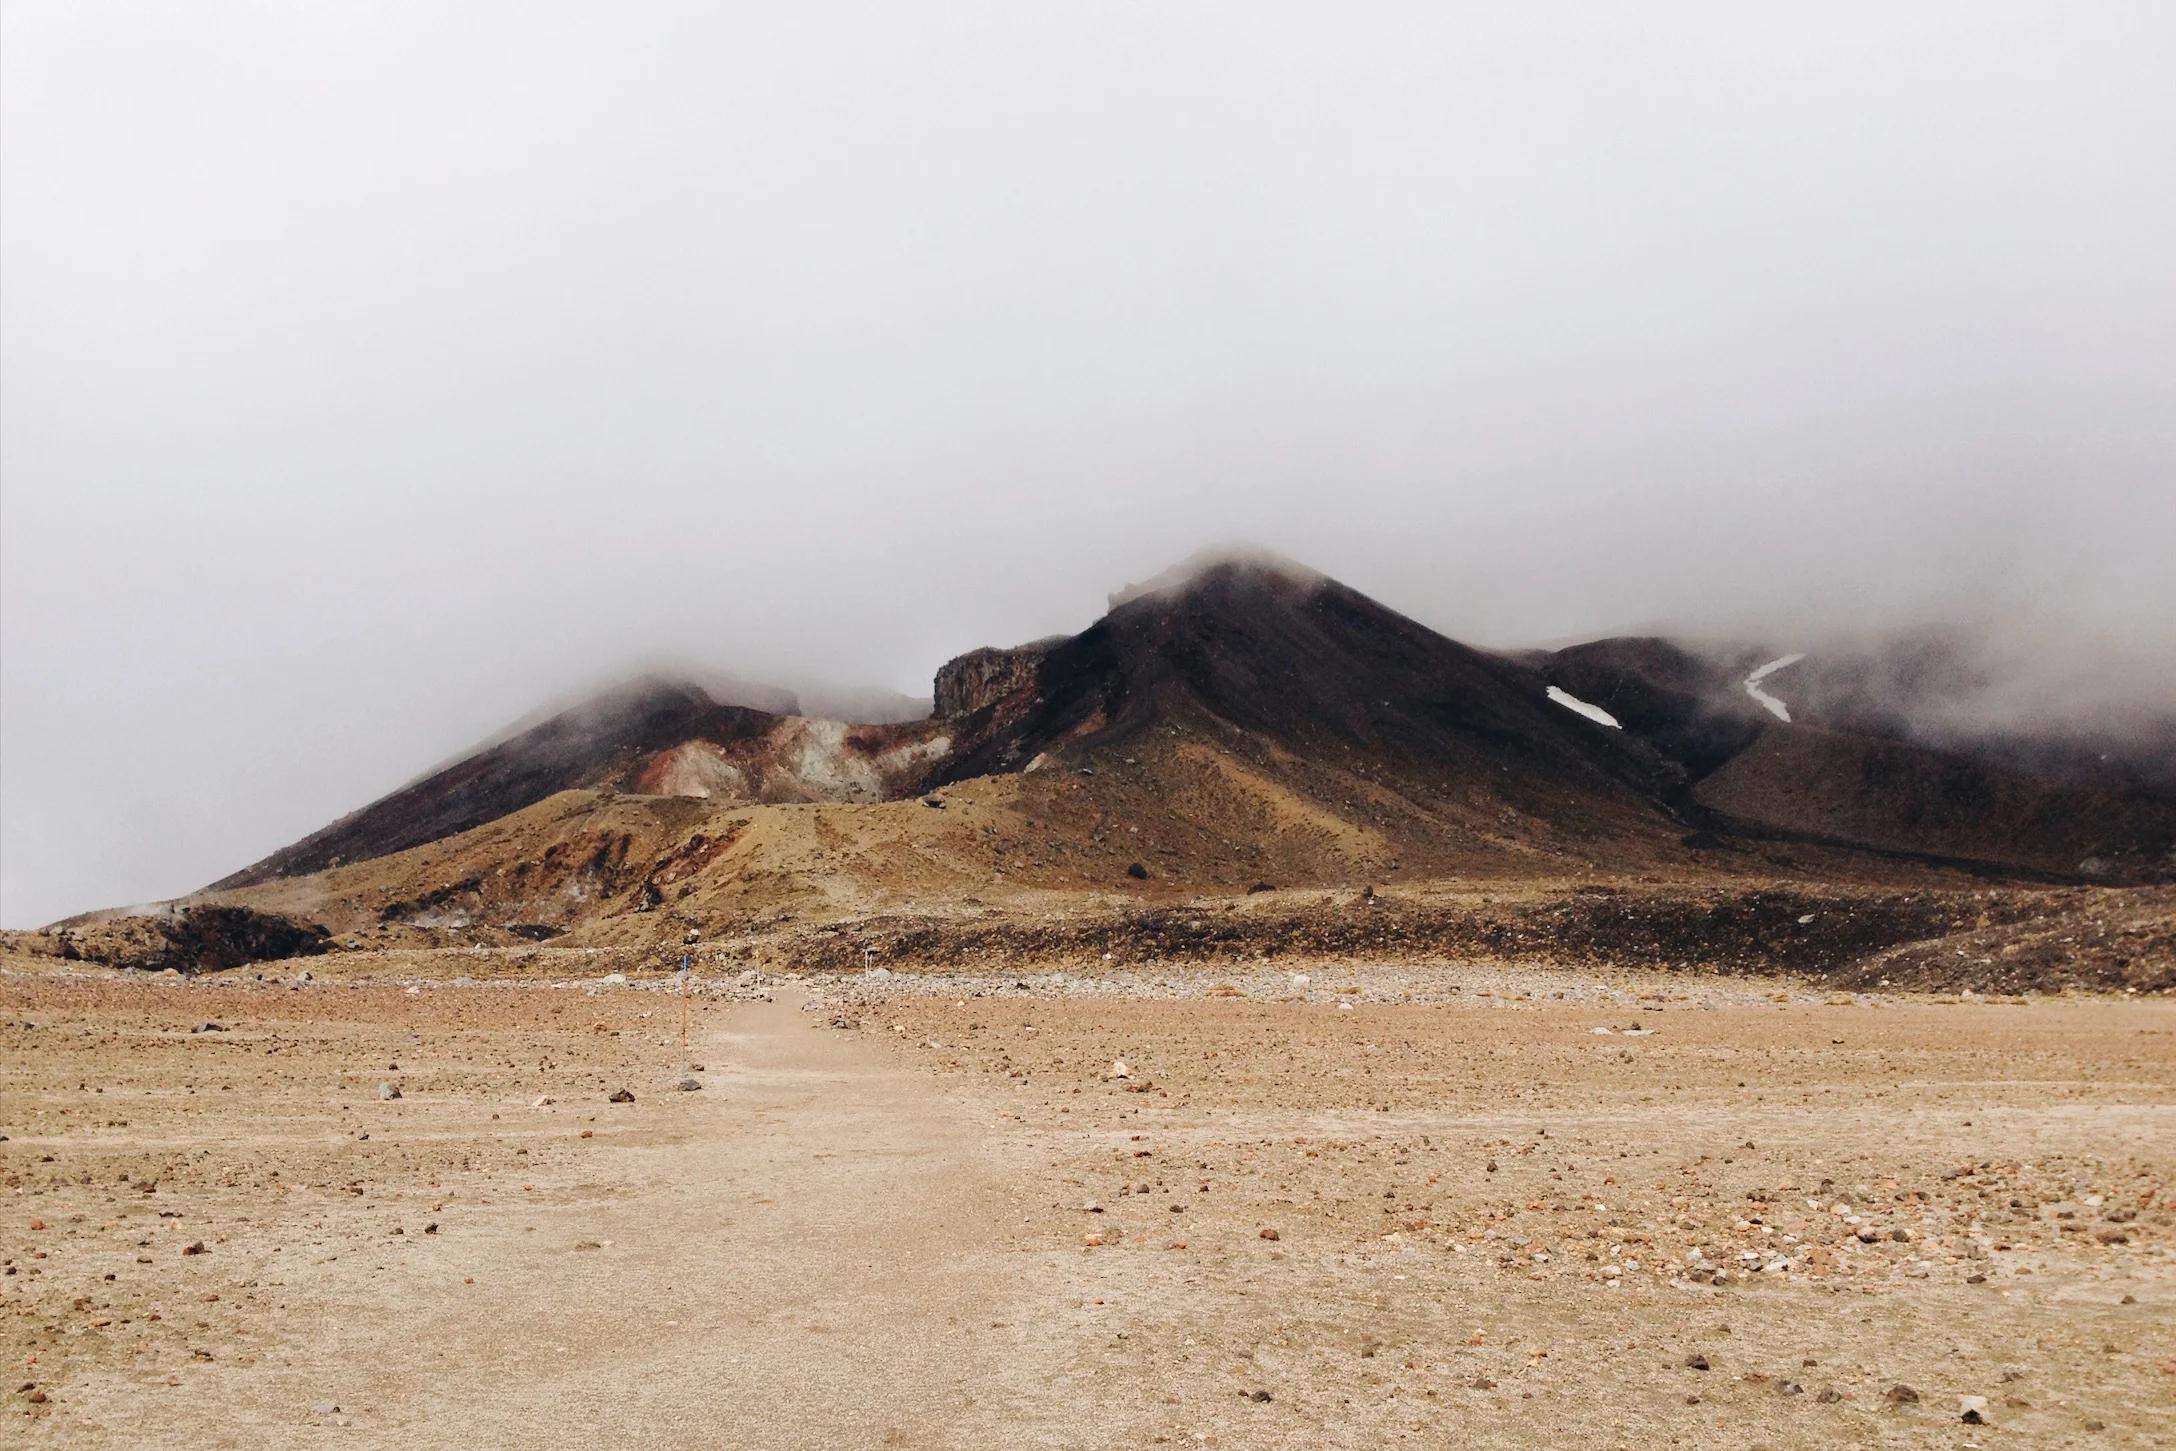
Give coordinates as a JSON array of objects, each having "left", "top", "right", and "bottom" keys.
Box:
[{"left": 4, "top": 2, "right": 2172, "bottom": 924}]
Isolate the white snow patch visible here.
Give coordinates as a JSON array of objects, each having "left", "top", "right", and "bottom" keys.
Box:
[
  {"left": 1546, "top": 686, "right": 1621, "bottom": 729},
  {"left": 1743, "top": 652, "right": 1806, "bottom": 723}
]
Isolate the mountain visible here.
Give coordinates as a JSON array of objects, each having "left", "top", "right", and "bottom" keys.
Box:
[
  {"left": 21, "top": 549, "right": 2171, "bottom": 985},
  {"left": 210, "top": 673, "right": 952, "bottom": 890},
  {"left": 1540, "top": 634, "right": 2176, "bottom": 877},
  {"left": 212, "top": 553, "right": 2175, "bottom": 899}
]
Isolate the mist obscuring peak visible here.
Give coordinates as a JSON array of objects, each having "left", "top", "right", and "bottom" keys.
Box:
[
  {"left": 1106, "top": 546, "right": 1328, "bottom": 612},
  {"left": 5, "top": 2, "right": 2172, "bottom": 923}
]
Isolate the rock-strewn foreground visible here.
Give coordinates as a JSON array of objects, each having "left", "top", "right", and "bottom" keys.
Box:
[{"left": 5, "top": 960, "right": 2171, "bottom": 1448}]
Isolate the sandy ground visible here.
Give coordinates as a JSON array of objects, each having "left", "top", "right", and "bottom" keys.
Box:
[{"left": 5, "top": 961, "right": 2173, "bottom": 1448}]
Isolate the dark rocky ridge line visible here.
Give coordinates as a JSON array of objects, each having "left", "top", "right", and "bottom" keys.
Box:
[{"left": 769, "top": 884, "right": 2173, "bottom": 994}]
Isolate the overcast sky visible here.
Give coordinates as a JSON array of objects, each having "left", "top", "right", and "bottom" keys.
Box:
[{"left": 4, "top": 2, "right": 2172, "bottom": 926}]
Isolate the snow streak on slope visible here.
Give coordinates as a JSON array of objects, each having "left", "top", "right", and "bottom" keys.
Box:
[
  {"left": 1546, "top": 686, "right": 1622, "bottom": 729},
  {"left": 1744, "top": 653, "right": 1806, "bottom": 723}
]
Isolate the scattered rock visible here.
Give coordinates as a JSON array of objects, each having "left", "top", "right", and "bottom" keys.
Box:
[
  {"left": 608, "top": 1088, "right": 635, "bottom": 1104},
  {"left": 1961, "top": 1395, "right": 1990, "bottom": 1425},
  {"left": 377, "top": 1082, "right": 402, "bottom": 1101},
  {"left": 676, "top": 1078, "right": 702, "bottom": 1092},
  {"left": 1258, "top": 1227, "right": 1281, "bottom": 1241},
  {"left": 1885, "top": 1383, "right": 1920, "bottom": 1405}
]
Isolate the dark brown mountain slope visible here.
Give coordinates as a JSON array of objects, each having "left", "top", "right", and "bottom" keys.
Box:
[
  {"left": 932, "top": 557, "right": 1682, "bottom": 820},
  {"left": 1541, "top": 635, "right": 2176, "bottom": 879}
]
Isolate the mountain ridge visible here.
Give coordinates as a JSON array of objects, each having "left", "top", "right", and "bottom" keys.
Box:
[{"left": 197, "top": 551, "right": 2173, "bottom": 911}]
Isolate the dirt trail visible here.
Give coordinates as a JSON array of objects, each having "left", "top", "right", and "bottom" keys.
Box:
[
  {"left": 21, "top": 969, "right": 2170, "bottom": 1448},
  {"left": 43, "top": 990, "right": 1092, "bottom": 1450},
  {"left": 376, "top": 989, "right": 1065, "bottom": 1448}
]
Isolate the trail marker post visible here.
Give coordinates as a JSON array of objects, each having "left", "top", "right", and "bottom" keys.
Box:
[{"left": 677, "top": 952, "right": 691, "bottom": 1078}]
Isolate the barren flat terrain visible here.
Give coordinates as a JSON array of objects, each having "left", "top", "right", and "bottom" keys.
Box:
[{"left": 6, "top": 960, "right": 2173, "bottom": 1448}]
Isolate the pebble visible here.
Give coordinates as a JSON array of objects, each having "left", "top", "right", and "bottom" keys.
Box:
[
  {"left": 608, "top": 1088, "right": 635, "bottom": 1104},
  {"left": 377, "top": 1082, "right": 402, "bottom": 1101}
]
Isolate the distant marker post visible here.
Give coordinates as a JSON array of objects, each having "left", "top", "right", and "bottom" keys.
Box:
[{"left": 677, "top": 952, "right": 691, "bottom": 1076}]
